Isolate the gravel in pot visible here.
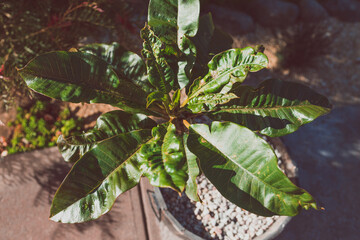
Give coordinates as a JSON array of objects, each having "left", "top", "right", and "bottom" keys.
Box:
[{"left": 159, "top": 138, "right": 295, "bottom": 240}]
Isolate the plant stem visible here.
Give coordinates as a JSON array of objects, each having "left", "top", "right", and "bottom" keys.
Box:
[
  {"left": 183, "top": 119, "right": 190, "bottom": 129},
  {"left": 180, "top": 98, "right": 189, "bottom": 108}
]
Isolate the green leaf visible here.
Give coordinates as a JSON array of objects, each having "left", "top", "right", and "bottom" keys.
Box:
[
  {"left": 190, "top": 13, "right": 233, "bottom": 80},
  {"left": 138, "top": 124, "right": 172, "bottom": 188},
  {"left": 147, "top": 0, "right": 200, "bottom": 46},
  {"left": 141, "top": 25, "right": 176, "bottom": 98},
  {"left": 170, "top": 89, "right": 181, "bottom": 110},
  {"left": 146, "top": 91, "right": 167, "bottom": 108},
  {"left": 50, "top": 129, "right": 153, "bottom": 223},
  {"left": 18, "top": 51, "right": 152, "bottom": 115},
  {"left": 187, "top": 92, "right": 237, "bottom": 113},
  {"left": 187, "top": 121, "right": 318, "bottom": 216},
  {"left": 57, "top": 110, "right": 157, "bottom": 163},
  {"left": 177, "top": 0, "right": 199, "bottom": 88},
  {"left": 162, "top": 123, "right": 189, "bottom": 191},
  {"left": 187, "top": 47, "right": 269, "bottom": 100},
  {"left": 177, "top": 37, "right": 197, "bottom": 89},
  {"left": 141, "top": 123, "right": 189, "bottom": 192},
  {"left": 209, "top": 79, "right": 332, "bottom": 137},
  {"left": 147, "top": 0, "right": 200, "bottom": 89},
  {"left": 79, "top": 42, "right": 154, "bottom": 93},
  {"left": 148, "top": 0, "right": 178, "bottom": 44},
  {"left": 191, "top": 14, "right": 215, "bottom": 64},
  {"left": 183, "top": 133, "right": 200, "bottom": 201},
  {"left": 177, "top": 0, "right": 200, "bottom": 37}
]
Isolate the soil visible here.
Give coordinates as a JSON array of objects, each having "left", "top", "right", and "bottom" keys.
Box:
[{"left": 67, "top": 103, "right": 118, "bottom": 129}]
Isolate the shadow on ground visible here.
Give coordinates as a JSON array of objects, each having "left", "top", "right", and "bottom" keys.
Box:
[
  {"left": 0, "top": 148, "right": 145, "bottom": 240},
  {"left": 51, "top": 205, "right": 121, "bottom": 240},
  {"left": 277, "top": 105, "right": 360, "bottom": 240},
  {"left": 32, "top": 160, "right": 120, "bottom": 240}
]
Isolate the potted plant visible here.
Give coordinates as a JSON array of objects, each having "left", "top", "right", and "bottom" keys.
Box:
[
  {"left": 152, "top": 137, "right": 301, "bottom": 239},
  {"left": 18, "top": 0, "right": 331, "bottom": 230}
]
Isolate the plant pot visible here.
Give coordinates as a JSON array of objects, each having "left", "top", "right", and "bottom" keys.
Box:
[{"left": 149, "top": 137, "right": 297, "bottom": 240}]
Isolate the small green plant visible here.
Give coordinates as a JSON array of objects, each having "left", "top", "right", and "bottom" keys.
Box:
[
  {"left": 5, "top": 101, "right": 83, "bottom": 154},
  {"left": 19, "top": 0, "right": 331, "bottom": 223}
]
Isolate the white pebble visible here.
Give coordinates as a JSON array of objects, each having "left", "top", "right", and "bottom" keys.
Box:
[
  {"left": 256, "top": 229, "right": 264, "bottom": 236},
  {"left": 163, "top": 166, "right": 283, "bottom": 240}
]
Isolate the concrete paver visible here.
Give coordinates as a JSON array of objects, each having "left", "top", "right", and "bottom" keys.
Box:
[
  {"left": 0, "top": 147, "right": 147, "bottom": 240},
  {"left": 277, "top": 105, "right": 360, "bottom": 240},
  {"left": 2, "top": 106, "right": 358, "bottom": 240},
  {"left": 140, "top": 178, "right": 184, "bottom": 240}
]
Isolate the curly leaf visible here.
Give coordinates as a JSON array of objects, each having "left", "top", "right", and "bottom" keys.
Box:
[
  {"left": 170, "top": 89, "right": 181, "bottom": 110},
  {"left": 187, "top": 92, "right": 237, "bottom": 113},
  {"left": 162, "top": 123, "right": 189, "bottom": 191},
  {"left": 141, "top": 123, "right": 189, "bottom": 192},
  {"left": 209, "top": 79, "right": 332, "bottom": 137},
  {"left": 187, "top": 47, "right": 268, "bottom": 100},
  {"left": 138, "top": 124, "right": 172, "bottom": 188},
  {"left": 18, "top": 51, "right": 152, "bottom": 115},
  {"left": 148, "top": 0, "right": 200, "bottom": 89},
  {"left": 177, "top": 37, "right": 197, "bottom": 89},
  {"left": 50, "top": 129, "right": 153, "bottom": 223},
  {"left": 80, "top": 42, "right": 154, "bottom": 93},
  {"left": 148, "top": 0, "right": 178, "bottom": 44},
  {"left": 191, "top": 13, "right": 233, "bottom": 80},
  {"left": 187, "top": 121, "right": 318, "bottom": 216},
  {"left": 57, "top": 110, "right": 157, "bottom": 163},
  {"left": 141, "top": 25, "right": 176, "bottom": 97},
  {"left": 146, "top": 91, "right": 167, "bottom": 108}
]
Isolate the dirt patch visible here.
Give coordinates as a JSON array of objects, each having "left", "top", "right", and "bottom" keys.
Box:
[
  {"left": 67, "top": 103, "right": 119, "bottom": 129},
  {"left": 232, "top": 17, "right": 360, "bottom": 106}
]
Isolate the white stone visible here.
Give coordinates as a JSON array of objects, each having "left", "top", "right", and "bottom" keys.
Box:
[{"left": 256, "top": 228, "right": 264, "bottom": 236}]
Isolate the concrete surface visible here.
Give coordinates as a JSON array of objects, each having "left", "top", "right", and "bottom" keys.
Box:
[
  {"left": 277, "top": 105, "right": 360, "bottom": 240},
  {"left": 0, "top": 148, "right": 148, "bottom": 240},
  {"left": 0, "top": 146, "right": 189, "bottom": 240},
  {"left": 0, "top": 146, "right": 185, "bottom": 240},
  {"left": 140, "top": 178, "right": 187, "bottom": 240},
  {"left": 1, "top": 105, "right": 359, "bottom": 240}
]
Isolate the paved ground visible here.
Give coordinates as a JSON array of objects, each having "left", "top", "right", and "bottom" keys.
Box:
[
  {"left": 0, "top": 148, "right": 148, "bottom": 240},
  {"left": 1, "top": 106, "right": 359, "bottom": 240},
  {"left": 277, "top": 105, "right": 360, "bottom": 240},
  {"left": 0, "top": 146, "right": 192, "bottom": 240}
]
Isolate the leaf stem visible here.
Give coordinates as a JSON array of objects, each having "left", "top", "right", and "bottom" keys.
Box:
[
  {"left": 163, "top": 100, "right": 172, "bottom": 117},
  {"left": 183, "top": 120, "right": 190, "bottom": 129},
  {"left": 180, "top": 97, "right": 189, "bottom": 108}
]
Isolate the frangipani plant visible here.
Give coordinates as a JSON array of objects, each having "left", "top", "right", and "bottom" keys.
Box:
[{"left": 18, "top": 0, "right": 331, "bottom": 223}]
